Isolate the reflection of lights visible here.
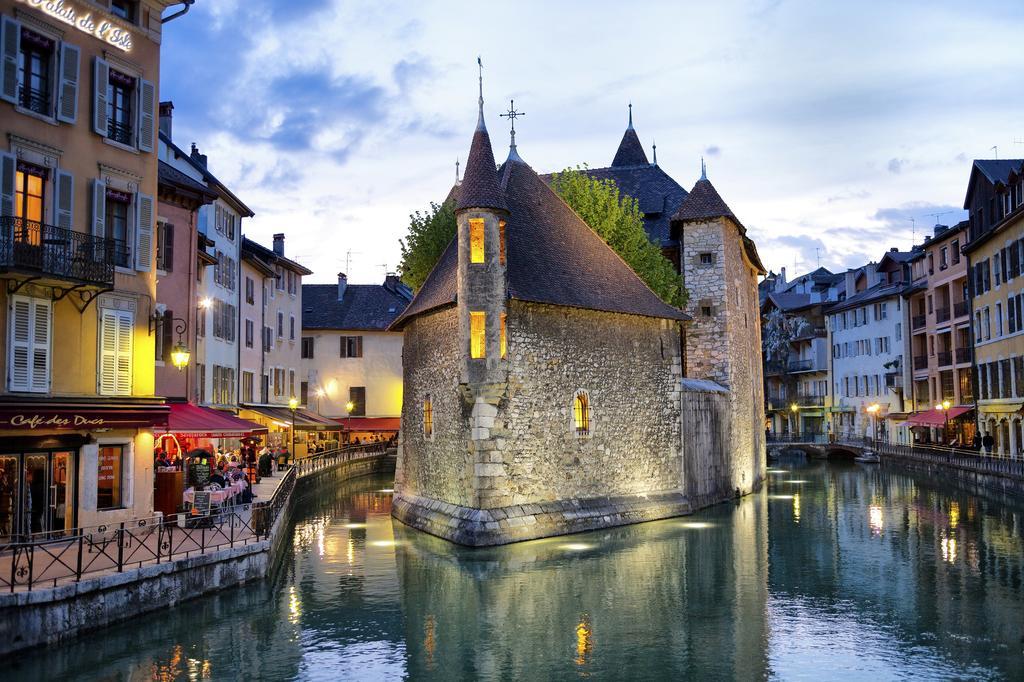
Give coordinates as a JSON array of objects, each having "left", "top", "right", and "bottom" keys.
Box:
[
  {"left": 869, "top": 505, "right": 883, "bottom": 536},
  {"left": 347, "top": 538, "right": 355, "bottom": 565},
  {"left": 343, "top": 523, "right": 367, "bottom": 529},
  {"left": 424, "top": 615, "right": 437, "bottom": 671},
  {"left": 941, "top": 533, "right": 958, "bottom": 563},
  {"left": 792, "top": 493, "right": 801, "bottom": 523},
  {"left": 317, "top": 525, "right": 325, "bottom": 558},
  {"left": 949, "top": 501, "right": 960, "bottom": 529},
  {"left": 785, "top": 480, "right": 809, "bottom": 484},
  {"left": 379, "top": 488, "right": 395, "bottom": 493},
  {"left": 288, "top": 586, "right": 301, "bottom": 623},
  {"left": 560, "top": 543, "right": 594, "bottom": 551},
  {"left": 575, "top": 616, "right": 593, "bottom": 666},
  {"left": 768, "top": 494, "right": 795, "bottom": 499},
  {"left": 679, "top": 521, "right": 715, "bottom": 529},
  {"left": 371, "top": 540, "right": 398, "bottom": 547}
]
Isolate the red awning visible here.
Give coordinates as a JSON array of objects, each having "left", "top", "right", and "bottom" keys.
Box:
[
  {"left": 336, "top": 417, "right": 401, "bottom": 432},
  {"left": 0, "top": 402, "right": 169, "bottom": 431},
  {"left": 157, "top": 403, "right": 267, "bottom": 438},
  {"left": 907, "top": 406, "right": 973, "bottom": 427}
]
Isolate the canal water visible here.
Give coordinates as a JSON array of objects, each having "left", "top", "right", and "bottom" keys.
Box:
[{"left": 7, "top": 460, "right": 1024, "bottom": 680}]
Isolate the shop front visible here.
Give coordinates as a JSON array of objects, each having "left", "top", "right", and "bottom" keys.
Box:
[
  {"left": 335, "top": 417, "right": 400, "bottom": 445},
  {"left": 0, "top": 400, "right": 169, "bottom": 542},
  {"left": 907, "top": 406, "right": 975, "bottom": 447},
  {"left": 239, "top": 405, "right": 342, "bottom": 458}
]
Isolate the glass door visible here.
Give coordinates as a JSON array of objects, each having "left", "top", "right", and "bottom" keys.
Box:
[
  {"left": 0, "top": 456, "right": 18, "bottom": 542},
  {"left": 49, "top": 452, "right": 73, "bottom": 535},
  {"left": 24, "top": 454, "right": 48, "bottom": 536}
]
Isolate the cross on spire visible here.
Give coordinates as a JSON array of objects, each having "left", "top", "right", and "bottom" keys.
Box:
[{"left": 500, "top": 99, "right": 526, "bottom": 159}]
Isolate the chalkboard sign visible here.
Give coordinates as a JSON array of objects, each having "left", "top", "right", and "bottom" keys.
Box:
[
  {"left": 191, "top": 490, "right": 212, "bottom": 516},
  {"left": 187, "top": 449, "right": 212, "bottom": 490}
]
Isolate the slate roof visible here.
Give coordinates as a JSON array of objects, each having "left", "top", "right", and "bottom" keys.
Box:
[
  {"left": 674, "top": 177, "right": 767, "bottom": 274},
  {"left": 761, "top": 292, "right": 815, "bottom": 313},
  {"left": 158, "top": 160, "right": 217, "bottom": 200},
  {"left": 973, "top": 159, "right": 1024, "bottom": 185},
  {"left": 392, "top": 121, "right": 689, "bottom": 329},
  {"left": 825, "top": 282, "right": 906, "bottom": 314},
  {"left": 611, "top": 127, "right": 649, "bottom": 167},
  {"left": 242, "top": 237, "right": 312, "bottom": 276},
  {"left": 573, "top": 164, "right": 688, "bottom": 247},
  {"left": 159, "top": 131, "right": 255, "bottom": 217},
  {"left": 455, "top": 123, "right": 507, "bottom": 212},
  {"left": 303, "top": 282, "right": 413, "bottom": 331}
]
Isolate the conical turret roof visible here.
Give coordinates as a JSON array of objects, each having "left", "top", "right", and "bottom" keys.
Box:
[
  {"left": 455, "top": 122, "right": 507, "bottom": 212},
  {"left": 672, "top": 177, "right": 737, "bottom": 222},
  {"left": 611, "top": 127, "right": 650, "bottom": 167}
]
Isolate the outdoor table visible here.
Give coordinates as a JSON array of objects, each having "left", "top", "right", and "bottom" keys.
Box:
[{"left": 183, "top": 480, "right": 247, "bottom": 507}]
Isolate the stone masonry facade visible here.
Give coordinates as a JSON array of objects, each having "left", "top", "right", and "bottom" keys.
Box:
[{"left": 681, "top": 217, "right": 766, "bottom": 497}]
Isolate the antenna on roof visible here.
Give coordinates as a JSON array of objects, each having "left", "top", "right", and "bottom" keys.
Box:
[
  {"left": 907, "top": 217, "right": 916, "bottom": 246},
  {"left": 928, "top": 210, "right": 953, "bottom": 226},
  {"left": 344, "top": 249, "right": 361, "bottom": 276},
  {"left": 378, "top": 264, "right": 388, "bottom": 278},
  {"left": 991, "top": 145, "right": 998, "bottom": 159}
]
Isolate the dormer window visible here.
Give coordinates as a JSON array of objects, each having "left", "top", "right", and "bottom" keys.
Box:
[{"left": 470, "top": 219, "right": 485, "bottom": 263}]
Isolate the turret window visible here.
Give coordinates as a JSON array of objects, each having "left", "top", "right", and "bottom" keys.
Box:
[
  {"left": 470, "top": 311, "right": 486, "bottom": 358},
  {"left": 500, "top": 313, "right": 507, "bottom": 359},
  {"left": 470, "top": 218, "right": 485, "bottom": 263},
  {"left": 499, "top": 220, "right": 506, "bottom": 265}
]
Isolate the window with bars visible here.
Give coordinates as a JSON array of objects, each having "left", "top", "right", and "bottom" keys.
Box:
[
  {"left": 423, "top": 394, "right": 433, "bottom": 438},
  {"left": 573, "top": 391, "right": 590, "bottom": 437}
]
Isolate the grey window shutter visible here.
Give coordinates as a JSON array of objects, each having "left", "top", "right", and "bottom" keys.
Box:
[
  {"left": 163, "top": 222, "right": 174, "bottom": 271},
  {"left": 135, "top": 192, "right": 153, "bottom": 271},
  {"left": 91, "top": 178, "right": 106, "bottom": 235},
  {"left": 57, "top": 43, "right": 80, "bottom": 124},
  {"left": 0, "top": 151, "right": 15, "bottom": 218},
  {"left": 55, "top": 170, "right": 74, "bottom": 229},
  {"left": 137, "top": 78, "right": 155, "bottom": 152},
  {"left": 0, "top": 16, "right": 19, "bottom": 105},
  {"left": 93, "top": 57, "right": 109, "bottom": 136}
]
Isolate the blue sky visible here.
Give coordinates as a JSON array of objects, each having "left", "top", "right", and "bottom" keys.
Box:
[{"left": 160, "top": 0, "right": 1024, "bottom": 284}]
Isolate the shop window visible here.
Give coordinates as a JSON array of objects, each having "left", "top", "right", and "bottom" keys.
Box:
[
  {"left": 470, "top": 311, "right": 486, "bottom": 358},
  {"left": 423, "top": 395, "right": 433, "bottom": 438},
  {"left": 349, "top": 386, "right": 366, "bottom": 416},
  {"left": 97, "top": 445, "right": 125, "bottom": 510},
  {"left": 573, "top": 391, "right": 591, "bottom": 437}
]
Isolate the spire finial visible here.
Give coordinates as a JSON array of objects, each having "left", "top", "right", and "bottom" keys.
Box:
[
  {"left": 476, "top": 56, "right": 485, "bottom": 130},
  {"left": 652, "top": 140, "right": 657, "bottom": 166},
  {"left": 627, "top": 101, "right": 633, "bottom": 130},
  {"left": 500, "top": 98, "right": 526, "bottom": 161},
  {"left": 700, "top": 156, "right": 707, "bottom": 180},
  {"left": 455, "top": 158, "right": 460, "bottom": 184}
]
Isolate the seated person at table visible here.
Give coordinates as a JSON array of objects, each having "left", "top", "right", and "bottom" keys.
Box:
[
  {"left": 156, "top": 451, "right": 171, "bottom": 468},
  {"left": 208, "top": 466, "right": 227, "bottom": 489}
]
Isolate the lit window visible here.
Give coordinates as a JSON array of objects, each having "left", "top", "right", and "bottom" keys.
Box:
[
  {"left": 423, "top": 395, "right": 433, "bottom": 438},
  {"left": 573, "top": 391, "right": 590, "bottom": 437},
  {"left": 499, "top": 220, "right": 506, "bottom": 265},
  {"left": 97, "top": 445, "right": 125, "bottom": 510},
  {"left": 470, "top": 218, "right": 485, "bottom": 263},
  {"left": 500, "top": 313, "right": 507, "bottom": 359},
  {"left": 470, "top": 311, "right": 486, "bottom": 358}
]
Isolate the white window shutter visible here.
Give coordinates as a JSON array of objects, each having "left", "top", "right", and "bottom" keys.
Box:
[
  {"left": 30, "top": 300, "right": 51, "bottom": 392},
  {"left": 115, "top": 311, "right": 132, "bottom": 394},
  {"left": 0, "top": 16, "right": 19, "bottom": 105},
  {"left": 137, "top": 78, "right": 155, "bottom": 152},
  {"left": 99, "top": 309, "right": 133, "bottom": 395},
  {"left": 55, "top": 170, "right": 74, "bottom": 229},
  {"left": 57, "top": 43, "right": 80, "bottom": 124},
  {"left": 92, "top": 57, "right": 109, "bottom": 136},
  {"left": 0, "top": 151, "right": 15, "bottom": 218},
  {"left": 135, "top": 193, "right": 153, "bottom": 271},
  {"left": 8, "top": 298, "right": 30, "bottom": 391}
]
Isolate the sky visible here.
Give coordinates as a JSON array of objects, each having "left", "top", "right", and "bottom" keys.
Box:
[{"left": 159, "top": 0, "right": 1024, "bottom": 285}]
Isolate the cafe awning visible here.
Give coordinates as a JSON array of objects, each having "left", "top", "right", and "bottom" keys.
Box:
[
  {"left": 0, "top": 401, "right": 169, "bottom": 431},
  {"left": 241, "top": 405, "right": 342, "bottom": 431},
  {"left": 156, "top": 403, "right": 267, "bottom": 438},
  {"left": 336, "top": 417, "right": 401, "bottom": 432},
  {"left": 907, "top": 406, "right": 973, "bottom": 427}
]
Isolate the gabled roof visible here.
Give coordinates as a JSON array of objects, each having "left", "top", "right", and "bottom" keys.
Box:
[
  {"left": 303, "top": 282, "right": 412, "bottom": 331},
  {"left": 964, "top": 158, "right": 1024, "bottom": 208},
  {"left": 761, "top": 292, "right": 815, "bottom": 314},
  {"left": 611, "top": 128, "right": 649, "bottom": 167},
  {"left": 157, "top": 160, "right": 218, "bottom": 203},
  {"left": 825, "top": 282, "right": 905, "bottom": 314},
  {"left": 242, "top": 237, "right": 312, "bottom": 276},
  {"left": 159, "top": 131, "right": 255, "bottom": 218},
  {"left": 391, "top": 119, "right": 689, "bottom": 329}
]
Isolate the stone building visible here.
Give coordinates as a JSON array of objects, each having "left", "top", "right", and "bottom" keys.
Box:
[{"left": 390, "top": 94, "right": 691, "bottom": 545}]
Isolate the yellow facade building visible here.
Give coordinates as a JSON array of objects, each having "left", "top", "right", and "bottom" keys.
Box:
[{"left": 0, "top": 0, "right": 178, "bottom": 540}]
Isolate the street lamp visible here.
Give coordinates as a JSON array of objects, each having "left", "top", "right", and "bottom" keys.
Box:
[
  {"left": 289, "top": 396, "right": 299, "bottom": 460},
  {"left": 936, "top": 399, "right": 952, "bottom": 446},
  {"left": 790, "top": 403, "right": 799, "bottom": 439},
  {"left": 315, "top": 388, "right": 325, "bottom": 415},
  {"left": 866, "top": 403, "right": 881, "bottom": 445}
]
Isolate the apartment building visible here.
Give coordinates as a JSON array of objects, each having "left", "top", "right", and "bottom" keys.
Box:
[
  {"left": 963, "top": 158, "right": 1024, "bottom": 455},
  {"left": 0, "top": 0, "right": 181, "bottom": 539}
]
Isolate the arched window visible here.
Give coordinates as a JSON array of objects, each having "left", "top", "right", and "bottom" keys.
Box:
[
  {"left": 469, "top": 219, "right": 485, "bottom": 263},
  {"left": 423, "top": 394, "right": 433, "bottom": 439},
  {"left": 573, "top": 391, "right": 590, "bottom": 437}
]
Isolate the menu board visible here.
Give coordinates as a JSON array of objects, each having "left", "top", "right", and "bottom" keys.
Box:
[
  {"left": 191, "top": 491, "right": 212, "bottom": 516},
  {"left": 187, "top": 449, "right": 212, "bottom": 490}
]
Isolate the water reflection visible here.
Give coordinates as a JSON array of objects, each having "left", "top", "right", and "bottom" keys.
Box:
[{"left": 6, "top": 463, "right": 1024, "bottom": 680}]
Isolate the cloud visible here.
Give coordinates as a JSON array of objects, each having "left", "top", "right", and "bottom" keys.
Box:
[
  {"left": 872, "top": 202, "right": 967, "bottom": 230},
  {"left": 887, "top": 158, "right": 907, "bottom": 174},
  {"left": 826, "top": 189, "right": 871, "bottom": 203},
  {"left": 704, "top": 145, "right": 721, "bottom": 157}
]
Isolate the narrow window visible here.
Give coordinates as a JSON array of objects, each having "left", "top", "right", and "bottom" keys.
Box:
[
  {"left": 104, "top": 189, "right": 131, "bottom": 268},
  {"left": 18, "top": 27, "right": 54, "bottom": 116},
  {"left": 500, "top": 313, "right": 507, "bottom": 359},
  {"left": 423, "top": 395, "right": 433, "bottom": 438},
  {"left": 107, "top": 69, "right": 135, "bottom": 145},
  {"left": 573, "top": 391, "right": 590, "bottom": 437},
  {"left": 349, "top": 386, "right": 366, "bottom": 416},
  {"left": 470, "top": 311, "right": 486, "bottom": 358},
  {"left": 499, "top": 220, "right": 506, "bottom": 265},
  {"left": 469, "top": 218, "right": 485, "bottom": 263}
]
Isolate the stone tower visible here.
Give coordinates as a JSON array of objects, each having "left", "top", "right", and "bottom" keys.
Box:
[{"left": 672, "top": 168, "right": 767, "bottom": 496}]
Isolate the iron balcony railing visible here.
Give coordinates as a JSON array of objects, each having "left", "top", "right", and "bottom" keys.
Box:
[
  {"left": 19, "top": 85, "right": 50, "bottom": 116},
  {"left": 937, "top": 351, "right": 953, "bottom": 367},
  {"left": 954, "top": 301, "right": 970, "bottom": 318},
  {"left": 795, "top": 393, "right": 826, "bottom": 406},
  {"left": 787, "top": 359, "right": 818, "bottom": 372},
  {"left": 108, "top": 119, "right": 133, "bottom": 146},
  {"left": 912, "top": 314, "right": 927, "bottom": 330},
  {"left": 935, "top": 307, "right": 951, "bottom": 324},
  {"left": 955, "top": 347, "right": 972, "bottom": 364},
  {"left": 913, "top": 355, "right": 929, "bottom": 371},
  {"left": 0, "top": 217, "right": 125, "bottom": 286}
]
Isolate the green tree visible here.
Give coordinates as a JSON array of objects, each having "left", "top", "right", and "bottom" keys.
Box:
[
  {"left": 550, "top": 166, "right": 686, "bottom": 307},
  {"left": 398, "top": 200, "right": 456, "bottom": 291}
]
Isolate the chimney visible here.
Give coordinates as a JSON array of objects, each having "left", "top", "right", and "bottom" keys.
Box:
[
  {"left": 844, "top": 269, "right": 856, "bottom": 297},
  {"left": 273, "top": 233, "right": 285, "bottom": 256},
  {"left": 190, "top": 143, "right": 207, "bottom": 168},
  {"left": 776, "top": 266, "right": 787, "bottom": 292},
  {"left": 337, "top": 272, "right": 347, "bottom": 301},
  {"left": 933, "top": 223, "right": 947, "bottom": 236},
  {"left": 384, "top": 272, "right": 400, "bottom": 292},
  {"left": 889, "top": 247, "right": 898, "bottom": 253},
  {"left": 159, "top": 101, "right": 173, "bottom": 139},
  {"left": 865, "top": 262, "right": 879, "bottom": 287}
]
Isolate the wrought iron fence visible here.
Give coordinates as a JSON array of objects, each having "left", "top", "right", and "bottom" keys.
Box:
[
  {"left": 0, "top": 216, "right": 124, "bottom": 285},
  {"left": 867, "top": 440, "right": 1024, "bottom": 479},
  {"left": 767, "top": 432, "right": 828, "bottom": 444},
  {"left": 290, "top": 443, "right": 390, "bottom": 479}
]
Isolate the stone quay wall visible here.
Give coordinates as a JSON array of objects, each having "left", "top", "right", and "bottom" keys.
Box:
[{"left": 0, "top": 454, "right": 395, "bottom": 658}]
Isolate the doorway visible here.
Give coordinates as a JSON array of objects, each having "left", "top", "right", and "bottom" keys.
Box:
[{"left": 0, "top": 450, "right": 76, "bottom": 541}]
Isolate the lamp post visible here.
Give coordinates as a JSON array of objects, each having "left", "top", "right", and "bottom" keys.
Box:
[
  {"left": 790, "top": 403, "right": 799, "bottom": 440},
  {"left": 289, "top": 396, "right": 298, "bottom": 460},
  {"left": 866, "top": 403, "right": 880, "bottom": 445},
  {"left": 936, "top": 399, "right": 952, "bottom": 446},
  {"left": 314, "top": 388, "right": 325, "bottom": 415}
]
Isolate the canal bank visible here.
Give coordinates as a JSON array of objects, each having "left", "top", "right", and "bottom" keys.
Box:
[{"left": 0, "top": 449, "right": 395, "bottom": 658}]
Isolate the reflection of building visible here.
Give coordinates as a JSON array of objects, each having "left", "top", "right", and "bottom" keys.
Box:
[
  {"left": 901, "top": 221, "right": 975, "bottom": 445},
  {"left": 827, "top": 256, "right": 911, "bottom": 442},
  {"left": 0, "top": 0, "right": 182, "bottom": 539},
  {"left": 962, "top": 158, "right": 1024, "bottom": 455},
  {"left": 761, "top": 268, "right": 842, "bottom": 436},
  {"left": 301, "top": 273, "right": 411, "bottom": 440}
]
